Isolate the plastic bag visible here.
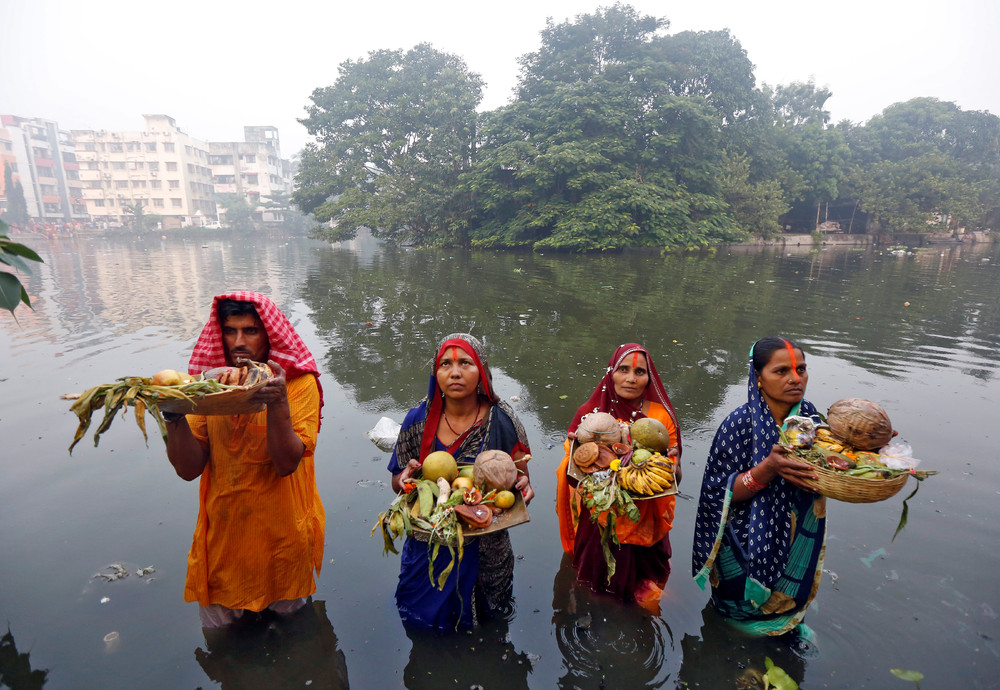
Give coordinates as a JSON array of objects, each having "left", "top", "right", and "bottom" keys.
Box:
[
  {"left": 879, "top": 438, "right": 921, "bottom": 469},
  {"left": 367, "top": 416, "right": 401, "bottom": 453},
  {"left": 783, "top": 415, "right": 817, "bottom": 448}
]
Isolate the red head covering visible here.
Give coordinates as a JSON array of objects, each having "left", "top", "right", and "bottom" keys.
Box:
[
  {"left": 569, "top": 342, "right": 681, "bottom": 453},
  {"left": 419, "top": 335, "right": 497, "bottom": 462},
  {"left": 188, "top": 291, "right": 324, "bottom": 424}
]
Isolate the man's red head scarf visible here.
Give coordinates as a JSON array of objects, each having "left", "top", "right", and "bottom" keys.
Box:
[
  {"left": 568, "top": 342, "right": 681, "bottom": 454},
  {"left": 188, "top": 291, "right": 323, "bottom": 424}
]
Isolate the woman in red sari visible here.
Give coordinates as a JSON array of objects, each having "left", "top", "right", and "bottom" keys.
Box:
[{"left": 556, "top": 343, "right": 682, "bottom": 609}]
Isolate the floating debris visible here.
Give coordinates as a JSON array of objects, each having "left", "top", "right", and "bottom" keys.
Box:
[
  {"left": 93, "top": 563, "right": 129, "bottom": 582},
  {"left": 136, "top": 566, "right": 156, "bottom": 577},
  {"left": 860, "top": 547, "right": 888, "bottom": 568}
]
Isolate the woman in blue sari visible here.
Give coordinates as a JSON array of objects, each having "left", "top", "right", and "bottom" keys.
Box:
[
  {"left": 692, "top": 336, "right": 826, "bottom": 637},
  {"left": 388, "top": 333, "right": 533, "bottom": 630}
]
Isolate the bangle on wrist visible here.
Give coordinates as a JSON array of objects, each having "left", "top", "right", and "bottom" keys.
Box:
[{"left": 741, "top": 467, "right": 766, "bottom": 493}]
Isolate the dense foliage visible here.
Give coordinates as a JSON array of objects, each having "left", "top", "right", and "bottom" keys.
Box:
[
  {"left": 0, "top": 219, "right": 43, "bottom": 316},
  {"left": 294, "top": 3, "right": 1000, "bottom": 250}
]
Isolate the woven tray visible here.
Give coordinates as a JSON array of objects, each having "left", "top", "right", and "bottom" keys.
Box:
[
  {"left": 157, "top": 379, "right": 268, "bottom": 416},
  {"left": 799, "top": 451, "right": 909, "bottom": 503}
]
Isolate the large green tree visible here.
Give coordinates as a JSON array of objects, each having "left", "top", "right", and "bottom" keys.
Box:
[
  {"left": 844, "top": 98, "right": 1000, "bottom": 231},
  {"left": 295, "top": 43, "right": 483, "bottom": 245},
  {"left": 462, "top": 4, "right": 747, "bottom": 250}
]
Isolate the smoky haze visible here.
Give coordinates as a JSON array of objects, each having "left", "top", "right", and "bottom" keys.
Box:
[{"left": 1, "top": 0, "right": 997, "bottom": 154}]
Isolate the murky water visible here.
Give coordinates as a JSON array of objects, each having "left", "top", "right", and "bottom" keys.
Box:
[{"left": 2, "top": 232, "right": 998, "bottom": 688}]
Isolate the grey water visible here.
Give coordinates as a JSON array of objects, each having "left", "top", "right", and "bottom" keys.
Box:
[{"left": 1, "top": 232, "right": 998, "bottom": 688}]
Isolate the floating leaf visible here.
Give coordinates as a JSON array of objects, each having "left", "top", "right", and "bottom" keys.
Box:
[{"left": 890, "top": 668, "right": 924, "bottom": 682}]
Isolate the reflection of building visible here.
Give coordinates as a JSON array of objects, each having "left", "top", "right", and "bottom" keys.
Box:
[
  {"left": 209, "top": 126, "right": 293, "bottom": 223},
  {"left": 0, "top": 115, "right": 87, "bottom": 221},
  {"left": 71, "top": 115, "right": 216, "bottom": 228}
]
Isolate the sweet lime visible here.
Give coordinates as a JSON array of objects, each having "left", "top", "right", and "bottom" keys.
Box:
[{"left": 495, "top": 490, "right": 516, "bottom": 510}]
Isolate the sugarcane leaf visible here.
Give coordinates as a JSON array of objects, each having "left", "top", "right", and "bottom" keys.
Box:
[{"left": 892, "top": 482, "right": 921, "bottom": 542}]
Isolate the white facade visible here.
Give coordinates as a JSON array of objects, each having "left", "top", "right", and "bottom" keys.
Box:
[
  {"left": 210, "top": 126, "right": 293, "bottom": 223},
  {"left": 72, "top": 115, "right": 216, "bottom": 227}
]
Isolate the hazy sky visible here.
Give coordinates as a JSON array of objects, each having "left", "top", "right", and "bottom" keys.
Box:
[{"left": 2, "top": 0, "right": 997, "bottom": 156}]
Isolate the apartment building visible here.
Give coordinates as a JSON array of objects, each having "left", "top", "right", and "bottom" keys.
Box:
[
  {"left": 0, "top": 115, "right": 87, "bottom": 222},
  {"left": 72, "top": 114, "right": 216, "bottom": 227},
  {"left": 209, "top": 125, "right": 293, "bottom": 223}
]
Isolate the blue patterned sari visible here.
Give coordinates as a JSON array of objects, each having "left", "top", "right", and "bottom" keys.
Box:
[{"left": 692, "top": 351, "right": 826, "bottom": 636}]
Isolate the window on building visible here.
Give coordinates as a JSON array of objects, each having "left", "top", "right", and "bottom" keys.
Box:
[
  {"left": 187, "top": 163, "right": 195, "bottom": 173},
  {"left": 166, "top": 162, "right": 177, "bottom": 171},
  {"left": 87, "top": 161, "right": 99, "bottom": 170},
  {"left": 84, "top": 143, "right": 96, "bottom": 152},
  {"left": 151, "top": 180, "right": 162, "bottom": 189},
  {"left": 243, "top": 154, "right": 256, "bottom": 163},
  {"left": 112, "top": 161, "right": 125, "bottom": 170},
  {"left": 109, "top": 142, "right": 123, "bottom": 152},
  {"left": 126, "top": 142, "right": 139, "bottom": 152},
  {"left": 148, "top": 161, "right": 159, "bottom": 171},
  {"left": 133, "top": 180, "right": 146, "bottom": 188},
  {"left": 145, "top": 142, "right": 157, "bottom": 152},
  {"left": 163, "top": 142, "right": 175, "bottom": 153},
  {"left": 153, "top": 198, "right": 164, "bottom": 207},
  {"left": 171, "top": 198, "right": 182, "bottom": 207},
  {"left": 246, "top": 174, "right": 259, "bottom": 185},
  {"left": 116, "top": 180, "right": 129, "bottom": 189},
  {"left": 168, "top": 180, "right": 180, "bottom": 189},
  {"left": 94, "top": 199, "right": 105, "bottom": 207},
  {"left": 107, "top": 198, "right": 115, "bottom": 206}
]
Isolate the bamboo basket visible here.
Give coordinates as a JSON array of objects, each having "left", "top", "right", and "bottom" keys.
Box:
[
  {"left": 158, "top": 379, "right": 268, "bottom": 416},
  {"left": 802, "top": 463, "right": 909, "bottom": 503}
]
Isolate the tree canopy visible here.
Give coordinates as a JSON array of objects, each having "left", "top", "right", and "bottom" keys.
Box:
[{"left": 294, "top": 5, "right": 1000, "bottom": 249}]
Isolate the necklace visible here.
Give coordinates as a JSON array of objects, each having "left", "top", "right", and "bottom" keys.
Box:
[{"left": 444, "top": 399, "right": 482, "bottom": 436}]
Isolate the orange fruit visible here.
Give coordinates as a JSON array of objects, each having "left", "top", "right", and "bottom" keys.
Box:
[{"left": 495, "top": 490, "right": 516, "bottom": 510}]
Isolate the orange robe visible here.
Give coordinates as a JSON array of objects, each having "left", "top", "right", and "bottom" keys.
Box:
[
  {"left": 556, "top": 401, "right": 678, "bottom": 554},
  {"left": 184, "top": 373, "right": 325, "bottom": 611}
]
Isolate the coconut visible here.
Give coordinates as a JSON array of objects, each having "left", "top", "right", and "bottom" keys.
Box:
[
  {"left": 576, "top": 412, "right": 623, "bottom": 446},
  {"left": 630, "top": 417, "right": 671, "bottom": 453},
  {"left": 827, "top": 398, "right": 893, "bottom": 451},
  {"left": 473, "top": 449, "right": 518, "bottom": 491}
]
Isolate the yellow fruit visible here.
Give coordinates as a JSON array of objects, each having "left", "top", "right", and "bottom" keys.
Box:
[
  {"left": 459, "top": 465, "right": 475, "bottom": 479},
  {"left": 421, "top": 450, "right": 458, "bottom": 484},
  {"left": 452, "top": 476, "right": 474, "bottom": 491},
  {"left": 152, "top": 369, "right": 184, "bottom": 386},
  {"left": 494, "top": 490, "right": 516, "bottom": 510}
]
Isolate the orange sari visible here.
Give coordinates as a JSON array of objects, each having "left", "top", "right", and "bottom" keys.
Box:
[{"left": 183, "top": 373, "right": 325, "bottom": 611}]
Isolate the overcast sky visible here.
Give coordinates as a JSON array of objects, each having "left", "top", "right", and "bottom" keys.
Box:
[{"left": 2, "top": 0, "right": 997, "bottom": 156}]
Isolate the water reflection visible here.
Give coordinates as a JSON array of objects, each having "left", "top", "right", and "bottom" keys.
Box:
[
  {"left": 301, "top": 241, "right": 1000, "bottom": 441},
  {"left": 675, "top": 603, "right": 810, "bottom": 689},
  {"left": 551, "top": 554, "right": 676, "bottom": 688},
  {"left": 0, "top": 627, "right": 49, "bottom": 689},
  {"left": 401, "top": 620, "right": 532, "bottom": 689},
  {"left": 194, "top": 599, "right": 349, "bottom": 689},
  {"left": 8, "top": 234, "right": 320, "bottom": 348}
]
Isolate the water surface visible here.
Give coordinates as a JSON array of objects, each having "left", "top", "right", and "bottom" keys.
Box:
[{"left": 1, "top": 232, "right": 998, "bottom": 688}]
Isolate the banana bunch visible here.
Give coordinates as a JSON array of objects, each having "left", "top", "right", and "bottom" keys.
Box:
[
  {"left": 617, "top": 454, "right": 675, "bottom": 496},
  {"left": 814, "top": 427, "right": 852, "bottom": 454}
]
